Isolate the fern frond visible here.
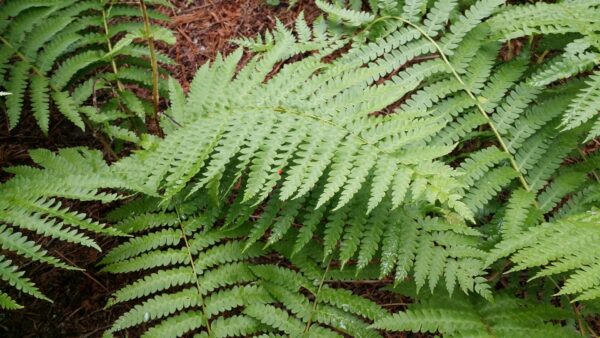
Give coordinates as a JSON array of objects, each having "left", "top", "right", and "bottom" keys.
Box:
[
  {"left": 490, "top": 209, "right": 600, "bottom": 301},
  {"left": 372, "top": 291, "right": 578, "bottom": 337},
  {"left": 488, "top": 1, "right": 600, "bottom": 41},
  {"left": 562, "top": 71, "right": 600, "bottom": 139},
  {"left": 0, "top": 148, "right": 124, "bottom": 307},
  {"left": 0, "top": 0, "right": 175, "bottom": 137},
  {"left": 109, "top": 7, "right": 511, "bottom": 281},
  {"left": 104, "top": 211, "right": 383, "bottom": 337}
]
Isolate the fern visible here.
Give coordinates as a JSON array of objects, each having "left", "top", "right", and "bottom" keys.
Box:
[
  {"left": 0, "top": 0, "right": 175, "bottom": 140},
  {"left": 488, "top": 209, "right": 600, "bottom": 302},
  {"left": 488, "top": 1, "right": 600, "bottom": 142},
  {"left": 0, "top": 148, "right": 126, "bottom": 309},
  {"left": 373, "top": 289, "right": 580, "bottom": 337},
  {"left": 106, "top": 1, "right": 522, "bottom": 298},
  {"left": 488, "top": 1, "right": 600, "bottom": 41},
  {"left": 102, "top": 209, "right": 384, "bottom": 337},
  {"left": 3, "top": 0, "right": 600, "bottom": 334}
]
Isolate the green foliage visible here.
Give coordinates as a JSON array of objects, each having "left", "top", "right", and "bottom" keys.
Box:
[
  {"left": 111, "top": 2, "right": 518, "bottom": 299},
  {"left": 101, "top": 207, "right": 384, "bottom": 337},
  {"left": 0, "top": 148, "right": 126, "bottom": 309},
  {"left": 489, "top": 209, "right": 600, "bottom": 302},
  {"left": 488, "top": 0, "right": 600, "bottom": 142},
  {"left": 2, "top": 0, "right": 600, "bottom": 337},
  {"left": 373, "top": 289, "right": 580, "bottom": 337},
  {"left": 0, "top": 0, "right": 175, "bottom": 141}
]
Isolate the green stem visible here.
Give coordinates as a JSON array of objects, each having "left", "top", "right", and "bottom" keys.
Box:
[
  {"left": 303, "top": 256, "right": 332, "bottom": 336},
  {"left": 101, "top": 2, "right": 125, "bottom": 92},
  {"left": 175, "top": 206, "right": 213, "bottom": 337}
]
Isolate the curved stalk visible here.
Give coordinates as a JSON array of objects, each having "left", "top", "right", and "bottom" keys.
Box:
[{"left": 367, "top": 16, "right": 534, "bottom": 194}]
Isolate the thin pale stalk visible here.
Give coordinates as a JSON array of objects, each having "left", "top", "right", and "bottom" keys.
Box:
[
  {"left": 367, "top": 17, "right": 535, "bottom": 196},
  {"left": 175, "top": 206, "right": 213, "bottom": 336}
]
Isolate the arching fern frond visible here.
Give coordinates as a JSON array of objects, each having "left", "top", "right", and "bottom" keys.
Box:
[
  {"left": 488, "top": 1, "right": 600, "bottom": 41},
  {"left": 562, "top": 71, "right": 600, "bottom": 142},
  {"left": 107, "top": 0, "right": 519, "bottom": 299},
  {"left": 488, "top": 209, "right": 600, "bottom": 302},
  {"left": 0, "top": 148, "right": 126, "bottom": 309},
  {"left": 487, "top": 0, "right": 600, "bottom": 143}
]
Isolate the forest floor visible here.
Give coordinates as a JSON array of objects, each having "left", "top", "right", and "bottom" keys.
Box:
[{"left": 0, "top": 1, "right": 408, "bottom": 337}]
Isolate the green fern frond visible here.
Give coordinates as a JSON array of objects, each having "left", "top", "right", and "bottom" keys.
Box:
[
  {"left": 562, "top": 71, "right": 600, "bottom": 141},
  {"left": 489, "top": 209, "right": 600, "bottom": 301},
  {"left": 0, "top": 0, "right": 175, "bottom": 138},
  {"left": 104, "top": 210, "right": 383, "bottom": 337},
  {"left": 488, "top": 1, "right": 600, "bottom": 41},
  {"left": 372, "top": 291, "right": 578, "bottom": 337},
  {"left": 0, "top": 148, "right": 125, "bottom": 308},
  {"left": 486, "top": 0, "right": 600, "bottom": 144},
  {"left": 106, "top": 1, "right": 540, "bottom": 302}
]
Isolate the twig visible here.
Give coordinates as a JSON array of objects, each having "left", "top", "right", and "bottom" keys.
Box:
[
  {"left": 53, "top": 252, "right": 109, "bottom": 293},
  {"left": 139, "top": 0, "right": 164, "bottom": 138}
]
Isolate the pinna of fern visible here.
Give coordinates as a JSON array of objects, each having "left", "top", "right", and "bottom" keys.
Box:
[
  {"left": 0, "top": 0, "right": 175, "bottom": 142},
  {"left": 100, "top": 200, "right": 387, "bottom": 338},
  {"left": 0, "top": 148, "right": 128, "bottom": 310},
  {"left": 110, "top": 0, "right": 519, "bottom": 299},
  {"left": 372, "top": 285, "right": 582, "bottom": 338},
  {"left": 488, "top": 0, "right": 600, "bottom": 142}
]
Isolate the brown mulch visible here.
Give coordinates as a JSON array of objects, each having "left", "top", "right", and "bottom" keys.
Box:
[{"left": 165, "top": 0, "right": 321, "bottom": 88}]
